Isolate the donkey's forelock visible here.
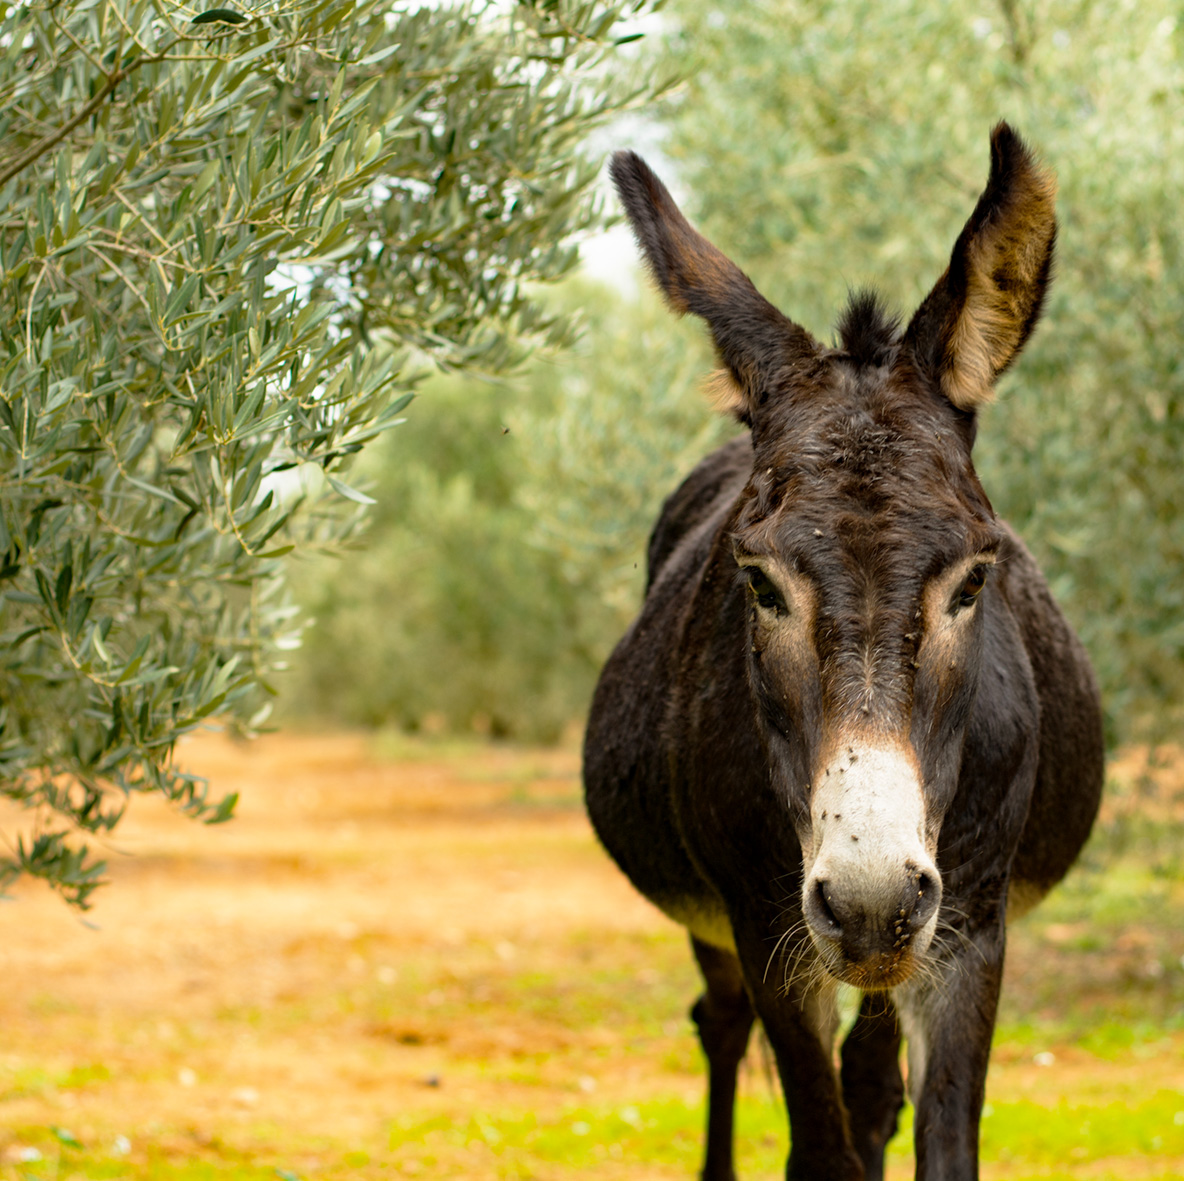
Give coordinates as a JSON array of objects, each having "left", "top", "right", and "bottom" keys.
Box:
[{"left": 835, "top": 290, "right": 902, "bottom": 370}]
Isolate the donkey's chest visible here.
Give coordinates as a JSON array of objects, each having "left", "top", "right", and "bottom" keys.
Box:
[{"left": 659, "top": 896, "right": 737, "bottom": 954}]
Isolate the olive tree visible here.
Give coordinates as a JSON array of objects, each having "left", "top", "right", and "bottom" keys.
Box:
[
  {"left": 0, "top": 0, "right": 658, "bottom": 904},
  {"left": 282, "top": 281, "right": 733, "bottom": 741}
]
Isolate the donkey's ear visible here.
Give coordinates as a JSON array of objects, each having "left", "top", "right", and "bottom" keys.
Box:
[
  {"left": 610, "top": 150, "right": 819, "bottom": 421},
  {"left": 904, "top": 123, "right": 1057, "bottom": 412}
]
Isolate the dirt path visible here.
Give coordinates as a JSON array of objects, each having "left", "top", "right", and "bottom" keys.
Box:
[{"left": 1, "top": 733, "right": 1181, "bottom": 1179}]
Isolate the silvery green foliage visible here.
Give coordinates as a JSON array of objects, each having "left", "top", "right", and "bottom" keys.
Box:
[
  {"left": 282, "top": 283, "right": 733, "bottom": 743},
  {"left": 514, "top": 285, "right": 734, "bottom": 632},
  {"left": 0, "top": 0, "right": 657, "bottom": 904},
  {"left": 657, "top": 0, "right": 1184, "bottom": 745}
]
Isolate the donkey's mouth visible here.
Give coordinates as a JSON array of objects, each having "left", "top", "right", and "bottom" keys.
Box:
[
  {"left": 820, "top": 947, "right": 920, "bottom": 992},
  {"left": 804, "top": 917, "right": 934, "bottom": 991}
]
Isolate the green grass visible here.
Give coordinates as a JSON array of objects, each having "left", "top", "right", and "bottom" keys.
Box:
[
  {"left": 980, "top": 1091, "right": 1184, "bottom": 1165},
  {"left": 6, "top": 1086, "right": 1183, "bottom": 1181}
]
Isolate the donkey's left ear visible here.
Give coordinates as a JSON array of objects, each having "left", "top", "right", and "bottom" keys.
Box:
[{"left": 904, "top": 123, "right": 1057, "bottom": 411}]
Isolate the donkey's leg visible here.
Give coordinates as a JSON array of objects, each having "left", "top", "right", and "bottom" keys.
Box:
[
  {"left": 690, "top": 936, "right": 755, "bottom": 1181},
  {"left": 752, "top": 994, "right": 863, "bottom": 1181},
  {"left": 732, "top": 930, "right": 863, "bottom": 1181},
  {"left": 897, "top": 924, "right": 1005, "bottom": 1181},
  {"left": 840, "top": 994, "right": 903, "bottom": 1181}
]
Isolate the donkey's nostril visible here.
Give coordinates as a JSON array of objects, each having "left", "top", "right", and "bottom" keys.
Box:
[
  {"left": 806, "top": 879, "right": 842, "bottom": 938},
  {"left": 904, "top": 868, "right": 941, "bottom": 929}
]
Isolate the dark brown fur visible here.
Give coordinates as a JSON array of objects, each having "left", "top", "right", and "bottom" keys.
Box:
[{"left": 585, "top": 126, "right": 1103, "bottom": 1181}]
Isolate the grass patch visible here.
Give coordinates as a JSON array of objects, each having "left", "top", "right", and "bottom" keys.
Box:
[{"left": 980, "top": 1091, "right": 1184, "bottom": 1164}]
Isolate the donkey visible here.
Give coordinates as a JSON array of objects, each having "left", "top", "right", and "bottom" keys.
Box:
[{"left": 583, "top": 124, "right": 1104, "bottom": 1181}]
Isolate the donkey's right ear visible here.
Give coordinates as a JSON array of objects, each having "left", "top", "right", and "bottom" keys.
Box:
[{"left": 610, "top": 151, "right": 819, "bottom": 422}]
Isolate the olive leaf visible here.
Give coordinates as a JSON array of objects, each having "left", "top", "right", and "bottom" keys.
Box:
[{"left": 190, "top": 8, "right": 249, "bottom": 24}]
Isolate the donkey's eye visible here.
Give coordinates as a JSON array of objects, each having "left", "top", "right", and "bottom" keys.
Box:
[
  {"left": 956, "top": 564, "right": 989, "bottom": 610},
  {"left": 746, "top": 567, "right": 788, "bottom": 616}
]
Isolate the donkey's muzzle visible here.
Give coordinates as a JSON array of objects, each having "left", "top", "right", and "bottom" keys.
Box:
[
  {"left": 802, "top": 741, "right": 942, "bottom": 987},
  {"left": 804, "top": 867, "right": 941, "bottom": 988}
]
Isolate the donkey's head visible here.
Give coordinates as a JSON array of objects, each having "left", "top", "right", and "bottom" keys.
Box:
[{"left": 612, "top": 124, "right": 1056, "bottom": 990}]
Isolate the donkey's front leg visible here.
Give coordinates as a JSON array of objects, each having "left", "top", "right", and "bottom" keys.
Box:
[
  {"left": 738, "top": 929, "right": 863, "bottom": 1181},
  {"left": 840, "top": 995, "right": 904, "bottom": 1181},
  {"left": 896, "top": 923, "right": 1006, "bottom": 1181}
]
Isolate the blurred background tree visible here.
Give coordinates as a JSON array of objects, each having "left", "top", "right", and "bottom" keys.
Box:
[
  {"left": 283, "top": 282, "right": 732, "bottom": 741},
  {"left": 285, "top": 0, "right": 1184, "bottom": 749},
  {"left": 0, "top": 0, "right": 660, "bottom": 904}
]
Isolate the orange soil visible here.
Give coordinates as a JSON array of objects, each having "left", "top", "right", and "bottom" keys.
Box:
[{"left": 0, "top": 732, "right": 1181, "bottom": 1179}]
